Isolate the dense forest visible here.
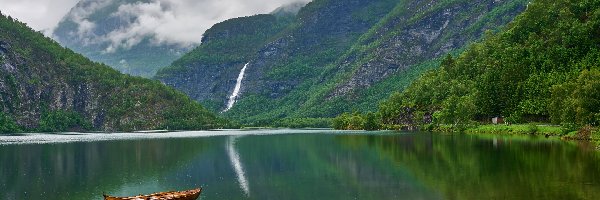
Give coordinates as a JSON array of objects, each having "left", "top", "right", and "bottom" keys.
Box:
[
  {"left": 335, "top": 0, "right": 600, "bottom": 133},
  {"left": 0, "top": 13, "right": 227, "bottom": 133}
]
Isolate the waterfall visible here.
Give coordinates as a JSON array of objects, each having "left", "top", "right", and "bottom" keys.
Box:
[
  {"left": 227, "top": 136, "right": 250, "bottom": 196},
  {"left": 223, "top": 63, "right": 249, "bottom": 112}
]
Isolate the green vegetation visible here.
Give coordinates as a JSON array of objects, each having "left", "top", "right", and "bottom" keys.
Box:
[
  {"left": 333, "top": 112, "right": 380, "bottom": 131},
  {"left": 465, "top": 124, "right": 563, "bottom": 136},
  {"left": 0, "top": 111, "right": 21, "bottom": 134},
  {"left": 152, "top": 0, "right": 527, "bottom": 127},
  {"left": 165, "top": 14, "right": 292, "bottom": 69},
  {"left": 337, "top": 133, "right": 600, "bottom": 199},
  {"left": 272, "top": 118, "right": 332, "bottom": 128},
  {"left": 315, "top": 0, "right": 526, "bottom": 109},
  {"left": 550, "top": 70, "right": 600, "bottom": 126},
  {"left": 38, "top": 110, "right": 92, "bottom": 132},
  {"left": 352, "top": 0, "right": 600, "bottom": 136},
  {"left": 0, "top": 13, "right": 226, "bottom": 132},
  {"left": 216, "top": 0, "right": 527, "bottom": 126},
  {"left": 156, "top": 14, "right": 294, "bottom": 112}
]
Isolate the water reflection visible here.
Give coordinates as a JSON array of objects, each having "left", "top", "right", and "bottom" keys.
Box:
[
  {"left": 0, "top": 131, "right": 599, "bottom": 200},
  {"left": 227, "top": 136, "right": 250, "bottom": 196},
  {"left": 337, "top": 133, "right": 600, "bottom": 199},
  {"left": 0, "top": 138, "right": 215, "bottom": 200}
]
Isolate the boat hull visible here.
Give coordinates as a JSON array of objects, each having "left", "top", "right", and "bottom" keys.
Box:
[{"left": 103, "top": 188, "right": 201, "bottom": 200}]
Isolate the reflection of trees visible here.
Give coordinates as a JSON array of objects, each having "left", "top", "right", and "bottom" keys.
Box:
[
  {"left": 0, "top": 138, "right": 213, "bottom": 200},
  {"left": 338, "top": 134, "right": 600, "bottom": 200},
  {"left": 4, "top": 134, "right": 593, "bottom": 200}
]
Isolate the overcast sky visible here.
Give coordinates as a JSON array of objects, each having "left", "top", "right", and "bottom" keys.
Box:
[
  {"left": 0, "top": 0, "right": 310, "bottom": 49},
  {"left": 0, "top": 0, "right": 80, "bottom": 32}
]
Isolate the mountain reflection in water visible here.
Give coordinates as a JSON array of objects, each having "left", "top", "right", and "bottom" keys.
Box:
[{"left": 0, "top": 131, "right": 599, "bottom": 200}]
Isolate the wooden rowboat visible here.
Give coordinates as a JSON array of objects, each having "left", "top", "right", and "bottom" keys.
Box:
[{"left": 103, "top": 188, "right": 201, "bottom": 200}]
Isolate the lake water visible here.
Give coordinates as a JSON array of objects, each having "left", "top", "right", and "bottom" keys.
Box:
[{"left": 1, "top": 130, "right": 599, "bottom": 200}]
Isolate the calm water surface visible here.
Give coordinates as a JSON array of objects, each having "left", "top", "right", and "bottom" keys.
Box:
[{"left": 1, "top": 130, "right": 599, "bottom": 200}]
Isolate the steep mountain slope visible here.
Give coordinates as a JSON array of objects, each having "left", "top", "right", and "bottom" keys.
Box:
[
  {"left": 376, "top": 0, "right": 600, "bottom": 128},
  {"left": 293, "top": 0, "right": 528, "bottom": 119},
  {"left": 156, "top": 14, "right": 295, "bottom": 111},
  {"left": 52, "top": 0, "right": 189, "bottom": 78},
  {"left": 319, "top": 0, "right": 527, "bottom": 105},
  {"left": 157, "top": 0, "right": 528, "bottom": 125},
  {"left": 157, "top": 0, "right": 400, "bottom": 113},
  {"left": 0, "top": 13, "right": 224, "bottom": 133}
]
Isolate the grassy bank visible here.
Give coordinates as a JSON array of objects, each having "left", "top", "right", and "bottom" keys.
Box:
[
  {"left": 450, "top": 124, "right": 600, "bottom": 149},
  {"left": 464, "top": 124, "right": 564, "bottom": 136}
]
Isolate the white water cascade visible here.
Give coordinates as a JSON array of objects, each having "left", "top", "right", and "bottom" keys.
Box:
[
  {"left": 223, "top": 63, "right": 249, "bottom": 112},
  {"left": 227, "top": 136, "right": 250, "bottom": 196}
]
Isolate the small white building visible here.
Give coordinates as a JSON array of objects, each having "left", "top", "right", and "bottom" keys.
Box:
[{"left": 492, "top": 117, "right": 504, "bottom": 125}]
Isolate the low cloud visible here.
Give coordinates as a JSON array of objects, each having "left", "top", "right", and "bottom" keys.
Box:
[
  {"left": 60, "top": 0, "right": 311, "bottom": 53},
  {"left": 69, "top": 0, "right": 111, "bottom": 36}
]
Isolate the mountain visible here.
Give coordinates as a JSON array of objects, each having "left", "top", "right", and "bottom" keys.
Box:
[
  {"left": 52, "top": 0, "right": 190, "bottom": 78},
  {"left": 375, "top": 0, "right": 600, "bottom": 128},
  {"left": 0, "top": 13, "right": 224, "bottom": 133},
  {"left": 155, "top": 14, "right": 295, "bottom": 111},
  {"left": 156, "top": 0, "right": 528, "bottom": 125}
]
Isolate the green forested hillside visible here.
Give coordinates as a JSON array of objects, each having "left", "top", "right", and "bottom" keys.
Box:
[
  {"left": 363, "top": 0, "right": 600, "bottom": 130},
  {"left": 291, "top": 0, "right": 528, "bottom": 117},
  {"left": 157, "top": 0, "right": 528, "bottom": 126},
  {"left": 0, "top": 13, "right": 225, "bottom": 133},
  {"left": 222, "top": 0, "right": 403, "bottom": 124}
]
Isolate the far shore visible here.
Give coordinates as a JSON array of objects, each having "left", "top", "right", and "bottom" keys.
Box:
[
  {"left": 437, "top": 124, "right": 599, "bottom": 149},
  {"left": 0, "top": 129, "right": 367, "bottom": 145}
]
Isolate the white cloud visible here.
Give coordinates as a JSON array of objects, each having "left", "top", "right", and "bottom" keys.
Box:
[
  {"left": 91, "top": 0, "right": 311, "bottom": 52},
  {"left": 0, "top": 0, "right": 80, "bottom": 34},
  {"left": 1, "top": 0, "right": 311, "bottom": 51},
  {"left": 67, "top": 0, "right": 112, "bottom": 39}
]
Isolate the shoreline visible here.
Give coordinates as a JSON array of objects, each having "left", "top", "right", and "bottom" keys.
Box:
[
  {"left": 447, "top": 124, "right": 600, "bottom": 148},
  {"left": 0, "top": 129, "right": 369, "bottom": 145}
]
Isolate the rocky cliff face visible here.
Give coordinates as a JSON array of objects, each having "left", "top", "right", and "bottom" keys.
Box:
[
  {"left": 328, "top": 0, "right": 527, "bottom": 97},
  {"left": 156, "top": 0, "right": 528, "bottom": 124},
  {"left": 156, "top": 14, "right": 293, "bottom": 111},
  {"left": 0, "top": 42, "right": 100, "bottom": 128},
  {"left": 157, "top": 0, "right": 399, "bottom": 112},
  {"left": 0, "top": 14, "right": 222, "bottom": 132},
  {"left": 243, "top": 0, "right": 400, "bottom": 99}
]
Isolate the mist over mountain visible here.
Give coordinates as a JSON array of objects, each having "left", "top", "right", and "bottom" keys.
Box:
[{"left": 52, "top": 0, "right": 311, "bottom": 77}]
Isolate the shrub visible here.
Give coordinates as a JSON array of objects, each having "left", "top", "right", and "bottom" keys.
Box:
[
  {"left": 363, "top": 112, "right": 380, "bottom": 131},
  {"left": 38, "top": 110, "right": 92, "bottom": 132},
  {"left": 0, "top": 112, "right": 21, "bottom": 134},
  {"left": 527, "top": 124, "right": 539, "bottom": 135},
  {"left": 560, "top": 123, "right": 579, "bottom": 136},
  {"left": 575, "top": 125, "right": 594, "bottom": 140}
]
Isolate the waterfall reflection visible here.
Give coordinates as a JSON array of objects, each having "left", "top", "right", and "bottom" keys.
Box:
[{"left": 227, "top": 136, "right": 250, "bottom": 196}]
